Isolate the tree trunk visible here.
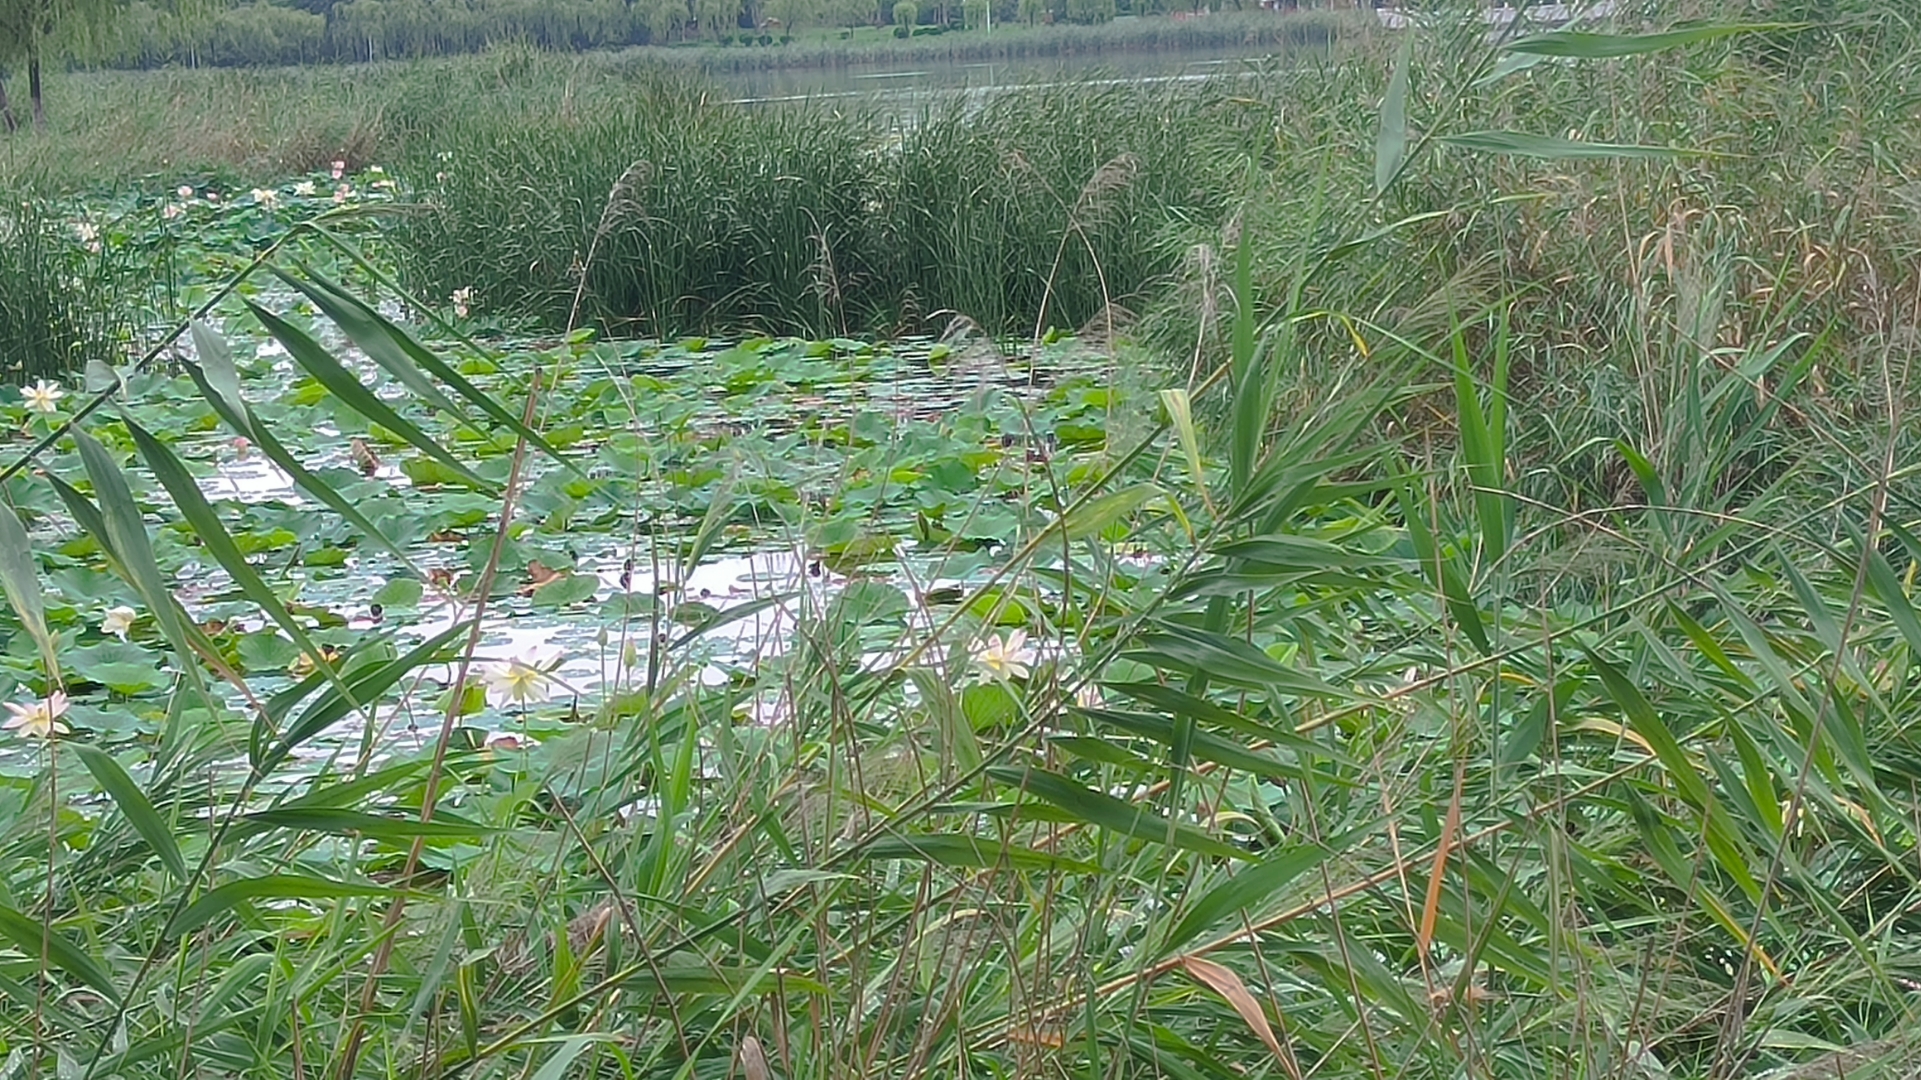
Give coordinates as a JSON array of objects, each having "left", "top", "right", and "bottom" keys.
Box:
[
  {"left": 0, "top": 70, "right": 18, "bottom": 134},
  {"left": 27, "top": 33, "right": 44, "bottom": 129}
]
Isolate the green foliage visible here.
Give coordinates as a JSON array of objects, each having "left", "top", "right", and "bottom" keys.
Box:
[
  {"left": 394, "top": 74, "right": 1251, "bottom": 337},
  {"left": 4, "top": 12, "right": 1921, "bottom": 1080},
  {"left": 890, "top": 0, "right": 915, "bottom": 26},
  {"left": 1063, "top": 0, "right": 1112, "bottom": 24},
  {"left": 0, "top": 200, "right": 143, "bottom": 384},
  {"left": 961, "top": 0, "right": 987, "bottom": 29}
]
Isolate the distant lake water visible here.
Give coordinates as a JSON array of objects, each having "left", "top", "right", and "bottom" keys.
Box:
[{"left": 716, "top": 45, "right": 1304, "bottom": 108}]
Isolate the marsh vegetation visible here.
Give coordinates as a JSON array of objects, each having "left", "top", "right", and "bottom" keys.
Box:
[{"left": 2, "top": 3, "right": 1921, "bottom": 1079}]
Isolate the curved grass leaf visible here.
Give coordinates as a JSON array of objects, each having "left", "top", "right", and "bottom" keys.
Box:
[
  {"left": 165, "top": 875, "right": 395, "bottom": 939},
  {"left": 73, "top": 745, "right": 187, "bottom": 881},
  {"left": 0, "top": 506, "right": 57, "bottom": 678},
  {"left": 857, "top": 834, "right": 1097, "bottom": 873},
  {"left": 1398, "top": 483, "right": 1491, "bottom": 655},
  {"left": 71, "top": 429, "right": 193, "bottom": 662},
  {"left": 124, "top": 415, "right": 341, "bottom": 690},
  {"left": 0, "top": 904, "right": 121, "bottom": 1005},
  {"left": 529, "top": 1035, "right": 616, "bottom": 1080},
  {"left": 1060, "top": 484, "right": 1160, "bottom": 542},
  {"left": 245, "top": 298, "right": 497, "bottom": 493},
  {"left": 278, "top": 267, "right": 582, "bottom": 477},
  {"left": 1586, "top": 648, "right": 1762, "bottom": 901},
  {"left": 1106, "top": 681, "right": 1344, "bottom": 761},
  {"left": 1161, "top": 842, "right": 1331, "bottom": 955},
  {"left": 239, "top": 807, "right": 495, "bottom": 840},
  {"left": 1441, "top": 131, "right": 1691, "bottom": 160},
  {"left": 1076, "top": 706, "right": 1301, "bottom": 779},
  {"left": 1374, "top": 33, "right": 1412, "bottom": 196},
  {"left": 258, "top": 619, "right": 472, "bottom": 774},
  {"left": 1159, "top": 389, "right": 1213, "bottom": 515},
  {"left": 1133, "top": 625, "right": 1346, "bottom": 699},
  {"left": 985, "top": 764, "right": 1250, "bottom": 861},
  {"left": 1504, "top": 24, "right": 1787, "bottom": 58},
  {"left": 1212, "top": 534, "right": 1396, "bottom": 571},
  {"left": 625, "top": 964, "right": 829, "bottom": 997},
  {"left": 669, "top": 593, "right": 794, "bottom": 650},
  {"left": 183, "top": 346, "right": 426, "bottom": 579}
]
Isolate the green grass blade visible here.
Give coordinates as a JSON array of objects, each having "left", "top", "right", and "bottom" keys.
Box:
[
  {"left": 1134, "top": 625, "right": 1348, "bottom": 698},
  {"left": 985, "top": 764, "right": 1251, "bottom": 861},
  {"left": 1396, "top": 484, "right": 1492, "bottom": 655},
  {"left": 1374, "top": 33, "right": 1412, "bottom": 196},
  {"left": 73, "top": 745, "right": 187, "bottom": 881},
  {"left": 1853, "top": 526, "right": 1921, "bottom": 656},
  {"left": 245, "top": 299, "right": 498, "bottom": 493},
  {"left": 277, "top": 266, "right": 583, "bottom": 477},
  {"left": 856, "top": 834, "right": 1097, "bottom": 873},
  {"left": 1160, "top": 843, "right": 1331, "bottom": 955},
  {"left": 238, "top": 808, "right": 495, "bottom": 840},
  {"left": 259, "top": 619, "right": 473, "bottom": 775},
  {"left": 1504, "top": 24, "right": 1789, "bottom": 58},
  {"left": 1077, "top": 706, "right": 1302, "bottom": 779},
  {"left": 1060, "top": 484, "right": 1160, "bottom": 542},
  {"left": 71, "top": 430, "right": 194, "bottom": 662},
  {"left": 0, "top": 505, "right": 58, "bottom": 678},
  {"left": 183, "top": 358, "right": 426, "bottom": 579},
  {"left": 0, "top": 904, "right": 121, "bottom": 1005},
  {"left": 1441, "top": 131, "right": 1693, "bottom": 159},
  {"left": 1158, "top": 389, "right": 1213, "bottom": 513},
  {"left": 123, "top": 415, "right": 338, "bottom": 679},
  {"left": 1105, "top": 681, "right": 1345, "bottom": 760},
  {"left": 530, "top": 1035, "right": 612, "bottom": 1080},
  {"left": 164, "top": 875, "right": 395, "bottom": 939}
]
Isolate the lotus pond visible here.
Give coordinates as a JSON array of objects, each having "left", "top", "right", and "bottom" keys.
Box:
[
  {"left": 8, "top": 115, "right": 1921, "bottom": 1080},
  {"left": 2, "top": 174, "right": 1142, "bottom": 778}
]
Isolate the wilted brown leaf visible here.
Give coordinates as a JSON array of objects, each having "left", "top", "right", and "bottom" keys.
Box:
[{"left": 1178, "top": 955, "right": 1287, "bottom": 1062}]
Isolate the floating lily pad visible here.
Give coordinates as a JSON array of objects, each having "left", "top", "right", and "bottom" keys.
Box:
[
  {"left": 532, "top": 573, "right": 599, "bottom": 608},
  {"left": 67, "top": 642, "right": 170, "bottom": 695}
]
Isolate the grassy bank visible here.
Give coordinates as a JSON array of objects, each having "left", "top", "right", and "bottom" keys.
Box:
[{"left": 0, "top": 13, "right": 1355, "bottom": 193}]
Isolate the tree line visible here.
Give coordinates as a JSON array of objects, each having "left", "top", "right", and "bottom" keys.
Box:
[{"left": 3, "top": 0, "right": 1258, "bottom": 81}]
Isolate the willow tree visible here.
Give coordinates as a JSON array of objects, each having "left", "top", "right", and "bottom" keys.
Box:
[
  {"left": 0, "top": 0, "right": 196, "bottom": 128},
  {"left": 0, "top": 0, "right": 26, "bottom": 131}
]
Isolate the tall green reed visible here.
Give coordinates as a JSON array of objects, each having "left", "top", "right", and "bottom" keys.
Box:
[
  {"left": 0, "top": 200, "right": 147, "bottom": 386},
  {"left": 394, "top": 73, "right": 1257, "bottom": 337}
]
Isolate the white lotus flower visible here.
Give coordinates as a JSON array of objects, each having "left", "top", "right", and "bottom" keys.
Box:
[
  {"left": 970, "top": 629, "right": 1033, "bottom": 681},
  {"left": 3, "top": 691, "right": 70, "bottom": 739},
  {"left": 101, "top": 606, "right": 137, "bottom": 640},
  {"left": 22, "top": 380, "right": 64, "bottom": 413},
  {"left": 452, "top": 287, "right": 472, "bottom": 318},
  {"left": 293, "top": 180, "right": 317, "bottom": 197},
  {"left": 485, "top": 654, "right": 555, "bottom": 710},
  {"left": 177, "top": 185, "right": 195, "bottom": 200},
  {"left": 251, "top": 188, "right": 279, "bottom": 209}
]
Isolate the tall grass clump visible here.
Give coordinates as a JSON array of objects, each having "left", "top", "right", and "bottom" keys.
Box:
[
  {"left": 395, "top": 73, "right": 1261, "bottom": 336},
  {"left": 1143, "top": 0, "right": 1921, "bottom": 532},
  {"left": 0, "top": 200, "right": 144, "bottom": 384}
]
